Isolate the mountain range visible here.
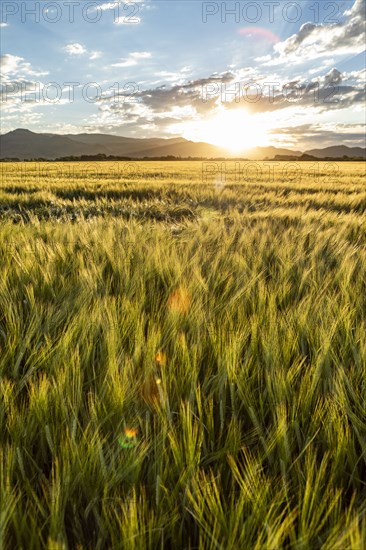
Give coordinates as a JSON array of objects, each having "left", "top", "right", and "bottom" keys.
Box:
[{"left": 1, "top": 129, "right": 365, "bottom": 160}]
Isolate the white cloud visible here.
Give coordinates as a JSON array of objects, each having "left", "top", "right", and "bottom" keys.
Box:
[
  {"left": 93, "top": 1, "right": 145, "bottom": 24},
  {"left": 0, "top": 54, "right": 48, "bottom": 78},
  {"left": 0, "top": 22, "right": 8, "bottom": 28},
  {"left": 98, "top": 2, "right": 119, "bottom": 9},
  {"left": 64, "top": 43, "right": 87, "bottom": 56},
  {"left": 151, "top": 71, "right": 188, "bottom": 85},
  {"left": 130, "top": 52, "right": 151, "bottom": 60},
  {"left": 112, "top": 51, "right": 151, "bottom": 68},
  {"left": 115, "top": 15, "right": 140, "bottom": 25},
  {"left": 63, "top": 44, "right": 102, "bottom": 60},
  {"left": 0, "top": 54, "right": 68, "bottom": 115},
  {"left": 98, "top": 1, "right": 145, "bottom": 10},
  {"left": 255, "top": 55, "right": 271, "bottom": 63},
  {"left": 308, "top": 60, "right": 335, "bottom": 75},
  {"left": 1, "top": 54, "right": 24, "bottom": 75},
  {"left": 259, "top": 0, "right": 365, "bottom": 66},
  {"left": 343, "top": 68, "right": 366, "bottom": 84}
]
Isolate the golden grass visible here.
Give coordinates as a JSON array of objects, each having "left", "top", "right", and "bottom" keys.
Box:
[{"left": 0, "top": 161, "right": 365, "bottom": 548}]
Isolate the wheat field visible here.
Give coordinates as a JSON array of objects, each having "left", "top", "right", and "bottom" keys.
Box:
[{"left": 0, "top": 161, "right": 365, "bottom": 549}]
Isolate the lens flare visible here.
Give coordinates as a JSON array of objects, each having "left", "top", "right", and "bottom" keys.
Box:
[
  {"left": 155, "top": 351, "right": 167, "bottom": 366},
  {"left": 239, "top": 27, "right": 279, "bottom": 44},
  {"left": 118, "top": 427, "right": 139, "bottom": 448},
  {"left": 124, "top": 427, "right": 138, "bottom": 438}
]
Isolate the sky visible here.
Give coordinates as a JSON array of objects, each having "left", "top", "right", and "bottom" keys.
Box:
[{"left": 1, "top": 0, "right": 365, "bottom": 151}]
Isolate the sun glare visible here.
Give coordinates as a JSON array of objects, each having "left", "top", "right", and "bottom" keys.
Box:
[{"left": 197, "top": 109, "right": 269, "bottom": 153}]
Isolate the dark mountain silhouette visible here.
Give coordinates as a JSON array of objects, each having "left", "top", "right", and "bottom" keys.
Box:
[
  {"left": 0, "top": 129, "right": 365, "bottom": 161},
  {"left": 305, "top": 145, "right": 366, "bottom": 159},
  {"left": 0, "top": 129, "right": 225, "bottom": 160},
  {"left": 0, "top": 129, "right": 110, "bottom": 159}
]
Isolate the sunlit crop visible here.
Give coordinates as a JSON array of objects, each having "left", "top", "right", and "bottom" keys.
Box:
[{"left": 0, "top": 161, "right": 365, "bottom": 549}]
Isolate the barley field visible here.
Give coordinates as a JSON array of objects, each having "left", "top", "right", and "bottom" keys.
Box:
[{"left": 0, "top": 161, "right": 365, "bottom": 549}]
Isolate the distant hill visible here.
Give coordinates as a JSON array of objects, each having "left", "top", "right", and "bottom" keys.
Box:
[
  {"left": 0, "top": 129, "right": 225, "bottom": 160},
  {"left": 305, "top": 145, "right": 366, "bottom": 159},
  {"left": 0, "top": 129, "right": 109, "bottom": 159},
  {"left": 0, "top": 129, "right": 365, "bottom": 161}
]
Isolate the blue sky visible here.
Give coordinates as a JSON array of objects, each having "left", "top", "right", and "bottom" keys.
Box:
[{"left": 1, "top": 0, "right": 365, "bottom": 150}]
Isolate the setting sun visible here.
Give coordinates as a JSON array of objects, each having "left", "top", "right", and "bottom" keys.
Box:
[{"left": 186, "top": 108, "right": 269, "bottom": 153}]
